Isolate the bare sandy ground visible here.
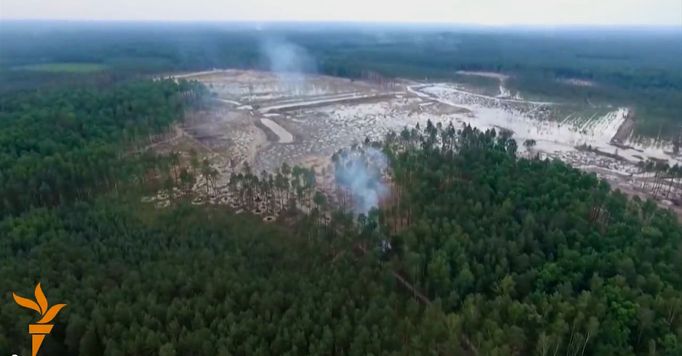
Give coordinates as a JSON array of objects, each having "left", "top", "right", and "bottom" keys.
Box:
[
  {"left": 157, "top": 69, "right": 682, "bottom": 215},
  {"left": 456, "top": 70, "right": 510, "bottom": 81},
  {"left": 260, "top": 118, "right": 294, "bottom": 143},
  {"left": 559, "top": 78, "right": 597, "bottom": 87}
]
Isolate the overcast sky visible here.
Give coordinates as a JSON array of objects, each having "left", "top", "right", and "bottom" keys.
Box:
[{"left": 1, "top": 0, "right": 681, "bottom": 26}]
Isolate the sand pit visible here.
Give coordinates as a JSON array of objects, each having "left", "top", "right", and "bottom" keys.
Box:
[{"left": 152, "top": 69, "right": 682, "bottom": 216}]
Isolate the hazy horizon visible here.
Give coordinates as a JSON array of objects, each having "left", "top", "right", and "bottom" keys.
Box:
[{"left": 1, "top": 0, "right": 681, "bottom": 26}]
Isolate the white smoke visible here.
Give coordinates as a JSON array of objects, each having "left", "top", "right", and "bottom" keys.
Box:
[
  {"left": 334, "top": 147, "right": 389, "bottom": 214},
  {"left": 260, "top": 38, "right": 316, "bottom": 84}
]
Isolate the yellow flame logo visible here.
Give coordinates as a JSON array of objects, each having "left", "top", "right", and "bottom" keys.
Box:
[{"left": 13, "top": 283, "right": 67, "bottom": 356}]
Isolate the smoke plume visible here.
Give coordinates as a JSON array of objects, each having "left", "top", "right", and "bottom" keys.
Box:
[
  {"left": 334, "top": 147, "right": 389, "bottom": 214},
  {"left": 260, "top": 38, "right": 316, "bottom": 83}
]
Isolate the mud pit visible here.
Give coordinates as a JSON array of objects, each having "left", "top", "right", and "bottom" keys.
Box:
[{"left": 156, "top": 69, "right": 682, "bottom": 215}]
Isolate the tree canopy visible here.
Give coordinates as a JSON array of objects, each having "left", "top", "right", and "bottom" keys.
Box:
[{"left": 1, "top": 79, "right": 681, "bottom": 355}]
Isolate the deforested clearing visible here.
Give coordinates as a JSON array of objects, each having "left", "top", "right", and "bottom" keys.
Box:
[{"left": 155, "top": 69, "right": 682, "bottom": 216}]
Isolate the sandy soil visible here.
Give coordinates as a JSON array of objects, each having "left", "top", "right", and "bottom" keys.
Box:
[
  {"left": 260, "top": 118, "right": 294, "bottom": 143},
  {"left": 456, "top": 70, "right": 510, "bottom": 81},
  {"left": 150, "top": 69, "right": 682, "bottom": 216},
  {"left": 559, "top": 78, "right": 597, "bottom": 87}
]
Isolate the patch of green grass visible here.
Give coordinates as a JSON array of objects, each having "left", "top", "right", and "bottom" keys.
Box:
[{"left": 14, "top": 62, "right": 108, "bottom": 73}]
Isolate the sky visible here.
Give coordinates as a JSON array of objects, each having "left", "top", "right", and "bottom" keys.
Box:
[{"left": 1, "top": 0, "right": 681, "bottom": 26}]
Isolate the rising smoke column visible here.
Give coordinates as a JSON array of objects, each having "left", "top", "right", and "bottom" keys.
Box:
[
  {"left": 334, "top": 147, "right": 389, "bottom": 214},
  {"left": 259, "top": 38, "right": 317, "bottom": 84}
]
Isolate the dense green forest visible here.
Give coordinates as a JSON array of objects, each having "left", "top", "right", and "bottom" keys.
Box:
[
  {"left": 382, "top": 124, "right": 682, "bottom": 354},
  {"left": 1, "top": 73, "right": 681, "bottom": 354},
  {"left": 2, "top": 201, "right": 461, "bottom": 355},
  {"left": 1, "top": 22, "right": 681, "bottom": 135},
  {"left": 0, "top": 79, "right": 454, "bottom": 355},
  {"left": 1, "top": 22, "right": 682, "bottom": 353},
  {"left": 0, "top": 79, "right": 206, "bottom": 217}
]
